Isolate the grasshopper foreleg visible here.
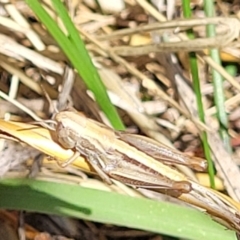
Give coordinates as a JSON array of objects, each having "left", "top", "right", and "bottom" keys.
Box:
[
  {"left": 56, "top": 151, "right": 80, "bottom": 168},
  {"left": 87, "top": 154, "right": 113, "bottom": 185},
  {"left": 75, "top": 143, "right": 114, "bottom": 185}
]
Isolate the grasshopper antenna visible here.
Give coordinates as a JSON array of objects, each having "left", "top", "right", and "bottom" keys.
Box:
[
  {"left": 40, "top": 84, "right": 59, "bottom": 115},
  {"left": 29, "top": 119, "right": 57, "bottom": 130}
]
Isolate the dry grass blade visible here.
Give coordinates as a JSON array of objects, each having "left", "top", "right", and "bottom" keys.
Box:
[
  {"left": 0, "top": 34, "right": 63, "bottom": 74},
  {"left": 112, "top": 17, "right": 240, "bottom": 55},
  {"left": 0, "top": 120, "right": 92, "bottom": 173},
  {"left": 3, "top": 3, "right": 45, "bottom": 51},
  {"left": 97, "top": 17, "right": 234, "bottom": 40}
]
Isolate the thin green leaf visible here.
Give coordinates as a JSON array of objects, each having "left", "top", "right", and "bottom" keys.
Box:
[
  {"left": 204, "top": 0, "right": 231, "bottom": 152},
  {"left": 182, "top": 0, "right": 215, "bottom": 188},
  {"left": 0, "top": 178, "right": 236, "bottom": 240},
  {"left": 25, "top": 0, "right": 124, "bottom": 130}
]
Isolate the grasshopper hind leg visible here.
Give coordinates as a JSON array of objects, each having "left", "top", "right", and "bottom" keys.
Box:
[
  {"left": 87, "top": 154, "right": 113, "bottom": 185},
  {"left": 56, "top": 151, "right": 80, "bottom": 167}
]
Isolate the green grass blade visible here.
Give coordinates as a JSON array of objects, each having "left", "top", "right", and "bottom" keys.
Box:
[
  {"left": 204, "top": 0, "right": 231, "bottom": 152},
  {"left": 0, "top": 178, "right": 236, "bottom": 240},
  {"left": 182, "top": 0, "right": 215, "bottom": 188},
  {"left": 25, "top": 0, "right": 124, "bottom": 130}
]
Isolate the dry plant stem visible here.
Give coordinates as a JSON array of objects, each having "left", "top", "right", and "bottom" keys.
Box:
[
  {"left": 9, "top": 75, "right": 19, "bottom": 99},
  {"left": 5, "top": 169, "right": 138, "bottom": 197},
  {"left": 135, "top": 0, "right": 167, "bottom": 22},
  {"left": 111, "top": 17, "right": 239, "bottom": 55},
  {"left": 57, "top": 66, "right": 75, "bottom": 111},
  {"left": 0, "top": 56, "right": 58, "bottom": 98},
  {"left": 0, "top": 90, "right": 51, "bottom": 130},
  {"left": 0, "top": 34, "right": 63, "bottom": 75},
  {"left": 0, "top": 120, "right": 92, "bottom": 172},
  {"left": 80, "top": 29, "right": 210, "bottom": 132},
  {"left": 199, "top": 53, "right": 240, "bottom": 92},
  {"left": 207, "top": 93, "right": 240, "bottom": 116},
  {"left": 180, "top": 182, "right": 240, "bottom": 232},
  {"left": 97, "top": 17, "right": 231, "bottom": 40},
  {"left": 4, "top": 3, "right": 45, "bottom": 51},
  {"left": 0, "top": 58, "right": 43, "bottom": 92},
  {"left": 136, "top": 0, "right": 240, "bottom": 45},
  {"left": 131, "top": 0, "right": 240, "bottom": 95},
  {"left": 0, "top": 57, "right": 57, "bottom": 98}
]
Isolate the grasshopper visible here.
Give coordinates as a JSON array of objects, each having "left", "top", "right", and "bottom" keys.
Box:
[
  {"left": 53, "top": 110, "right": 240, "bottom": 236},
  {"left": 53, "top": 110, "right": 207, "bottom": 196}
]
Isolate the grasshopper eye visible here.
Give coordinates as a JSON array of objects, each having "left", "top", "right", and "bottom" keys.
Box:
[
  {"left": 58, "top": 135, "right": 76, "bottom": 149},
  {"left": 56, "top": 122, "right": 76, "bottom": 149}
]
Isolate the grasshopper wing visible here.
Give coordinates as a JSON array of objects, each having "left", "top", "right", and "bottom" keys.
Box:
[{"left": 118, "top": 133, "right": 207, "bottom": 171}]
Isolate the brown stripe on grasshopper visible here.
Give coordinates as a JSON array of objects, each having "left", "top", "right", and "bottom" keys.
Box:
[
  {"left": 109, "top": 174, "right": 191, "bottom": 197},
  {"left": 101, "top": 152, "right": 192, "bottom": 194},
  {"left": 118, "top": 133, "right": 207, "bottom": 172}
]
